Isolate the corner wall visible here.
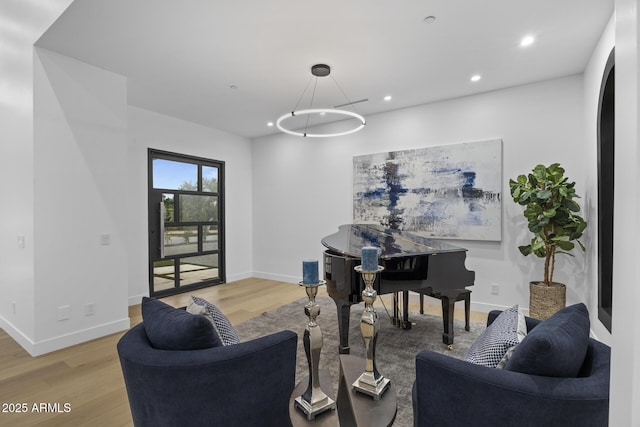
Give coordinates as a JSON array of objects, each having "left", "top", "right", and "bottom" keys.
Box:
[
  {"left": 252, "top": 75, "right": 586, "bottom": 314},
  {"left": 31, "top": 47, "right": 129, "bottom": 355},
  {"left": 0, "top": 1, "right": 74, "bottom": 354}
]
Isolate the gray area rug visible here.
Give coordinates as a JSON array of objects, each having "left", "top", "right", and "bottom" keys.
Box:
[{"left": 235, "top": 296, "right": 484, "bottom": 427}]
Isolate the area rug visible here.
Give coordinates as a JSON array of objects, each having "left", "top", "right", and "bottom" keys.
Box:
[{"left": 235, "top": 296, "right": 485, "bottom": 426}]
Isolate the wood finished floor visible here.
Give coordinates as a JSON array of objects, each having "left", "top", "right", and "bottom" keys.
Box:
[{"left": 0, "top": 278, "right": 486, "bottom": 426}]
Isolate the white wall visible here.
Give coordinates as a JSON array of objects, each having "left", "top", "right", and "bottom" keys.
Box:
[
  {"left": 252, "top": 75, "right": 586, "bottom": 314},
  {"left": 611, "top": 1, "right": 640, "bottom": 425},
  {"left": 0, "top": 0, "right": 75, "bottom": 353},
  {"left": 31, "top": 47, "right": 129, "bottom": 355},
  {"left": 127, "top": 106, "right": 254, "bottom": 304}
]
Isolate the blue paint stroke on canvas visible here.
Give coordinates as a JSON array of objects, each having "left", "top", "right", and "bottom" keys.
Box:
[{"left": 353, "top": 140, "right": 502, "bottom": 241}]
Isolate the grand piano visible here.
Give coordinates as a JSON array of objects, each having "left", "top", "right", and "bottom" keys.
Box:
[{"left": 322, "top": 224, "right": 475, "bottom": 353}]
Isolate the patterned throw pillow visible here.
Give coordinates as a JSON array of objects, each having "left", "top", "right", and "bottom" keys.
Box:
[
  {"left": 190, "top": 296, "right": 240, "bottom": 346},
  {"left": 496, "top": 307, "right": 527, "bottom": 369},
  {"left": 464, "top": 305, "right": 525, "bottom": 368}
]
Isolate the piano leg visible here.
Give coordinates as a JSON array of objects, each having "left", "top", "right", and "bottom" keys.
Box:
[
  {"left": 391, "top": 292, "right": 412, "bottom": 329},
  {"left": 440, "top": 290, "right": 472, "bottom": 348},
  {"left": 333, "top": 300, "right": 353, "bottom": 354},
  {"left": 440, "top": 295, "right": 455, "bottom": 348},
  {"left": 464, "top": 292, "right": 470, "bottom": 331},
  {"left": 392, "top": 293, "right": 399, "bottom": 326},
  {"left": 402, "top": 291, "right": 411, "bottom": 329}
]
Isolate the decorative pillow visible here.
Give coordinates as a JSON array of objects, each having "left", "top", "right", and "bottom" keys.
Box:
[
  {"left": 141, "top": 297, "right": 218, "bottom": 350},
  {"left": 186, "top": 300, "right": 224, "bottom": 347},
  {"left": 504, "top": 303, "right": 590, "bottom": 378},
  {"left": 190, "top": 295, "right": 240, "bottom": 346},
  {"left": 464, "top": 305, "right": 524, "bottom": 368},
  {"left": 496, "top": 307, "right": 527, "bottom": 369}
]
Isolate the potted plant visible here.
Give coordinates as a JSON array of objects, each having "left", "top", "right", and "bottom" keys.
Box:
[{"left": 509, "top": 163, "right": 587, "bottom": 319}]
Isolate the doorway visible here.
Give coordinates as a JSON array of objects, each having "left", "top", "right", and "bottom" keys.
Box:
[
  {"left": 148, "top": 149, "right": 225, "bottom": 297},
  {"left": 597, "top": 48, "right": 614, "bottom": 331}
]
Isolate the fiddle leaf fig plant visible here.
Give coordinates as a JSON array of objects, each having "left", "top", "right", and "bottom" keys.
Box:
[{"left": 509, "top": 163, "right": 587, "bottom": 285}]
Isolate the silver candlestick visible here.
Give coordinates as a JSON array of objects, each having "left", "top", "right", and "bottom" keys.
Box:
[
  {"left": 295, "top": 280, "right": 336, "bottom": 420},
  {"left": 352, "top": 265, "right": 390, "bottom": 400}
]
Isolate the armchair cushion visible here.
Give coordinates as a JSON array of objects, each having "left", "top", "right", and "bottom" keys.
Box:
[
  {"left": 141, "top": 297, "right": 220, "bottom": 350},
  {"left": 504, "top": 303, "right": 589, "bottom": 377}
]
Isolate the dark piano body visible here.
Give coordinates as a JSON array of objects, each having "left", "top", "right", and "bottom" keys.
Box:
[{"left": 322, "top": 224, "right": 475, "bottom": 353}]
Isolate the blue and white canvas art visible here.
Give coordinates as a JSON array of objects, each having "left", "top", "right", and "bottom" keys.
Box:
[{"left": 353, "top": 139, "right": 502, "bottom": 241}]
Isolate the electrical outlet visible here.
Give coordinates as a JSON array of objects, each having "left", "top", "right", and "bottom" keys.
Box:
[
  {"left": 84, "top": 303, "right": 95, "bottom": 316},
  {"left": 100, "top": 233, "right": 111, "bottom": 245},
  {"left": 491, "top": 284, "right": 500, "bottom": 295},
  {"left": 17, "top": 235, "right": 25, "bottom": 249},
  {"left": 58, "top": 305, "right": 71, "bottom": 321}
]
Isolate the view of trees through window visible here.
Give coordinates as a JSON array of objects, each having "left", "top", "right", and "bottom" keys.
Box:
[{"left": 148, "top": 150, "right": 225, "bottom": 297}]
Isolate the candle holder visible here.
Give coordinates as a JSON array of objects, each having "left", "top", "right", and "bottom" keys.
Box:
[
  {"left": 352, "top": 265, "right": 391, "bottom": 400},
  {"left": 294, "top": 280, "right": 336, "bottom": 420}
]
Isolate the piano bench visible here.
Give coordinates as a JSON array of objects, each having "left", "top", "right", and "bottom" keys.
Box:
[{"left": 417, "top": 289, "right": 471, "bottom": 332}]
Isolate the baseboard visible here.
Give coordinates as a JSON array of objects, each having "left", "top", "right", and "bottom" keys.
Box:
[
  {"left": 469, "top": 300, "right": 527, "bottom": 315},
  {"left": 0, "top": 314, "right": 36, "bottom": 356},
  {"left": 227, "top": 271, "right": 253, "bottom": 283},
  {"left": 32, "top": 318, "right": 131, "bottom": 356},
  {"left": 252, "top": 271, "right": 299, "bottom": 284},
  {"left": 0, "top": 315, "right": 130, "bottom": 357},
  {"left": 128, "top": 294, "right": 146, "bottom": 306}
]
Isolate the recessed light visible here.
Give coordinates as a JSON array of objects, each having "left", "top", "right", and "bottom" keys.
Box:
[
  {"left": 267, "top": 121, "right": 274, "bottom": 127},
  {"left": 384, "top": 95, "right": 392, "bottom": 101},
  {"left": 470, "top": 75, "right": 481, "bottom": 82},
  {"left": 423, "top": 16, "right": 436, "bottom": 24},
  {"left": 520, "top": 35, "right": 535, "bottom": 47}
]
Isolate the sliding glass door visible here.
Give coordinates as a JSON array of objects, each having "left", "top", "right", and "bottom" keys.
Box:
[{"left": 148, "top": 149, "right": 225, "bottom": 297}]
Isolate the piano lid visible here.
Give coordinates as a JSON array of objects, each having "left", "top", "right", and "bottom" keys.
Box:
[{"left": 321, "top": 224, "right": 467, "bottom": 259}]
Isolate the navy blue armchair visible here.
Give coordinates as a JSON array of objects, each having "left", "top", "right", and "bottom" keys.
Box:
[
  {"left": 412, "top": 310, "right": 610, "bottom": 427},
  {"left": 118, "top": 323, "right": 297, "bottom": 427}
]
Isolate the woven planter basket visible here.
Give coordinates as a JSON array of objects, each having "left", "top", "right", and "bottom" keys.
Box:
[{"left": 529, "top": 281, "right": 566, "bottom": 320}]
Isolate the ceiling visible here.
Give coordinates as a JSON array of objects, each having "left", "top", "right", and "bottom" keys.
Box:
[{"left": 35, "top": 0, "right": 614, "bottom": 139}]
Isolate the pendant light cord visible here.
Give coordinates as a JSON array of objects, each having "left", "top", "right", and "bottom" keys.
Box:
[
  {"left": 293, "top": 76, "right": 314, "bottom": 112},
  {"left": 331, "top": 74, "right": 361, "bottom": 115},
  {"left": 304, "top": 78, "right": 319, "bottom": 135}
]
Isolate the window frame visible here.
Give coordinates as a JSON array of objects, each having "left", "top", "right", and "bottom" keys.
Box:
[{"left": 148, "top": 149, "right": 226, "bottom": 297}]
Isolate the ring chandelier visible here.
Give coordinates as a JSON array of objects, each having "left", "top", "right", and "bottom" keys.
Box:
[{"left": 277, "top": 64, "right": 366, "bottom": 138}]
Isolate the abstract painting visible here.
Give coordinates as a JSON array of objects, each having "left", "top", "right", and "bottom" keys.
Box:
[{"left": 353, "top": 139, "right": 502, "bottom": 241}]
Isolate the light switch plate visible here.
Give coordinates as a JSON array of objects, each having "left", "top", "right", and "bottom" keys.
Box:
[
  {"left": 58, "top": 305, "right": 71, "bottom": 321},
  {"left": 100, "top": 233, "right": 111, "bottom": 245}
]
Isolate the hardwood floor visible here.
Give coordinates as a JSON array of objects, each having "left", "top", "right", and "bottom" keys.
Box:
[{"left": 0, "top": 278, "right": 485, "bottom": 426}]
